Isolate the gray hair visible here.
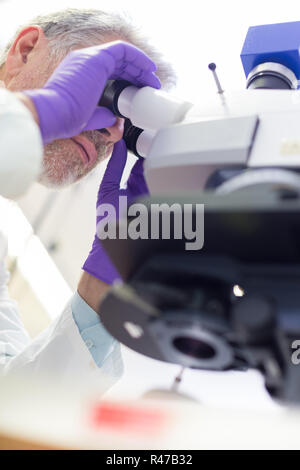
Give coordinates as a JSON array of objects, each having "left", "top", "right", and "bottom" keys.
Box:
[{"left": 0, "top": 8, "right": 177, "bottom": 90}]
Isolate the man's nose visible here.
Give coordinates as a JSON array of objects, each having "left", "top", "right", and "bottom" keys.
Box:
[{"left": 101, "top": 117, "right": 124, "bottom": 143}]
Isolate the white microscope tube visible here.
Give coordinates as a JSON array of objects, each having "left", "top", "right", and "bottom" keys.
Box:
[
  {"left": 135, "top": 130, "right": 157, "bottom": 158},
  {"left": 118, "top": 86, "right": 192, "bottom": 131}
]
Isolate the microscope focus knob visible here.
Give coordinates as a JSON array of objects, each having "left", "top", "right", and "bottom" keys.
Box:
[{"left": 232, "top": 295, "right": 276, "bottom": 345}]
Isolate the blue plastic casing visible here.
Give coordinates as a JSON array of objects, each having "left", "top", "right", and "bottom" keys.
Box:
[{"left": 241, "top": 21, "right": 300, "bottom": 85}]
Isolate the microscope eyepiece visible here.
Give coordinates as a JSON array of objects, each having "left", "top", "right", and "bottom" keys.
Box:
[
  {"left": 98, "top": 79, "right": 132, "bottom": 117},
  {"left": 98, "top": 80, "right": 145, "bottom": 158},
  {"left": 123, "top": 119, "right": 144, "bottom": 158},
  {"left": 98, "top": 79, "right": 192, "bottom": 158}
]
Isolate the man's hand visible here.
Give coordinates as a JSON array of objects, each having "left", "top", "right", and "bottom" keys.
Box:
[
  {"left": 77, "top": 272, "right": 110, "bottom": 313},
  {"left": 23, "top": 41, "right": 161, "bottom": 144},
  {"left": 78, "top": 139, "right": 149, "bottom": 313}
]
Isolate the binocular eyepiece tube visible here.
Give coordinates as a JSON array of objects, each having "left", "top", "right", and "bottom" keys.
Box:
[{"left": 98, "top": 79, "right": 192, "bottom": 158}]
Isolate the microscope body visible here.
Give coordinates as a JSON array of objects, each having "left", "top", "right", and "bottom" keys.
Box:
[
  {"left": 144, "top": 89, "right": 300, "bottom": 194},
  {"left": 99, "top": 21, "right": 300, "bottom": 404},
  {"left": 107, "top": 20, "right": 300, "bottom": 196}
]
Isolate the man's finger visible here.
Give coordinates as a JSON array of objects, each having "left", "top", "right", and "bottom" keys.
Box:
[
  {"left": 99, "top": 139, "right": 128, "bottom": 194},
  {"left": 106, "top": 41, "right": 157, "bottom": 71},
  {"left": 127, "top": 157, "right": 149, "bottom": 196},
  {"left": 110, "top": 70, "right": 161, "bottom": 89},
  {"left": 82, "top": 106, "right": 116, "bottom": 131}
]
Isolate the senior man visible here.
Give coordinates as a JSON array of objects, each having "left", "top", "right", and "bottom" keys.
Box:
[{"left": 0, "top": 8, "right": 176, "bottom": 391}]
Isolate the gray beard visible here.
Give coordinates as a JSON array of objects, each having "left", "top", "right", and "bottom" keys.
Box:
[{"left": 39, "top": 130, "right": 112, "bottom": 188}]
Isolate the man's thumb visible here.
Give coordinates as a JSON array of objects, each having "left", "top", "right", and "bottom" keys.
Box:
[
  {"left": 82, "top": 106, "right": 116, "bottom": 131},
  {"left": 99, "top": 139, "right": 128, "bottom": 194}
]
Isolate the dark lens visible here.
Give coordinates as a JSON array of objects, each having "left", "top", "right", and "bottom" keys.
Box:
[
  {"left": 98, "top": 80, "right": 132, "bottom": 116},
  {"left": 247, "top": 74, "right": 292, "bottom": 90},
  {"left": 123, "top": 119, "right": 144, "bottom": 158},
  {"left": 173, "top": 336, "right": 216, "bottom": 359}
]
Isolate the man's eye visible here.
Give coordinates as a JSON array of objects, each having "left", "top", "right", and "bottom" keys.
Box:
[{"left": 98, "top": 129, "right": 110, "bottom": 136}]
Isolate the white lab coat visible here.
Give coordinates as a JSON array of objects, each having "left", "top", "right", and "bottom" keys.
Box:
[
  {"left": 0, "top": 89, "right": 42, "bottom": 199},
  {"left": 0, "top": 89, "right": 123, "bottom": 392}
]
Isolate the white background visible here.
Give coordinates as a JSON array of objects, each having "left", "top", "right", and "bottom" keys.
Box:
[{"left": 1, "top": 0, "right": 300, "bottom": 99}]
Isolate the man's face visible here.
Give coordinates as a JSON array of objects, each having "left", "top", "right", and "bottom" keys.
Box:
[{"left": 4, "top": 36, "right": 124, "bottom": 188}]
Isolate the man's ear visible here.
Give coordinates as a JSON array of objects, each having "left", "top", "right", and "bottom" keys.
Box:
[{"left": 6, "top": 26, "right": 45, "bottom": 77}]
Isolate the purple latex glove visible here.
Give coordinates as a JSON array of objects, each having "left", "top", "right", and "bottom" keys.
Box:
[
  {"left": 82, "top": 139, "right": 149, "bottom": 284},
  {"left": 24, "top": 41, "right": 161, "bottom": 144}
]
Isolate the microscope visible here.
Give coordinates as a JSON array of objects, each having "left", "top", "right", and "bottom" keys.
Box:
[{"left": 97, "top": 21, "right": 300, "bottom": 405}]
